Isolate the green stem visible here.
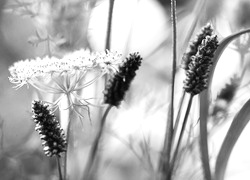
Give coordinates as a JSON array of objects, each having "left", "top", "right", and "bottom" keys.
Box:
[
  {"left": 105, "top": 0, "right": 115, "bottom": 50},
  {"left": 63, "top": 117, "right": 72, "bottom": 180},
  {"left": 158, "top": 0, "right": 177, "bottom": 179},
  {"left": 60, "top": 95, "right": 71, "bottom": 180},
  {"left": 199, "top": 91, "right": 211, "bottom": 180},
  {"left": 169, "top": 95, "right": 193, "bottom": 178},
  {"left": 56, "top": 155, "right": 63, "bottom": 180},
  {"left": 104, "top": 0, "right": 115, "bottom": 85},
  {"left": 83, "top": 105, "right": 113, "bottom": 180},
  {"left": 172, "top": 91, "right": 186, "bottom": 150}
]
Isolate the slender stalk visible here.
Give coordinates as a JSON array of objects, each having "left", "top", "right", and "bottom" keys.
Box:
[
  {"left": 93, "top": 2, "right": 115, "bottom": 169},
  {"left": 169, "top": 95, "right": 193, "bottom": 178},
  {"left": 105, "top": 0, "right": 115, "bottom": 50},
  {"left": 83, "top": 105, "right": 113, "bottom": 180},
  {"left": 199, "top": 91, "right": 211, "bottom": 180},
  {"left": 56, "top": 155, "right": 63, "bottom": 180},
  {"left": 63, "top": 117, "right": 73, "bottom": 180},
  {"left": 172, "top": 91, "right": 186, "bottom": 150},
  {"left": 158, "top": 0, "right": 177, "bottom": 179},
  {"left": 59, "top": 95, "right": 71, "bottom": 180},
  {"left": 104, "top": 0, "right": 115, "bottom": 86}
]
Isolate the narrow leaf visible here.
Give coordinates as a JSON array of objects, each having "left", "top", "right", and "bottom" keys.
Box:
[
  {"left": 200, "top": 28, "right": 250, "bottom": 180},
  {"left": 214, "top": 98, "right": 250, "bottom": 180},
  {"left": 209, "top": 28, "right": 250, "bottom": 87}
]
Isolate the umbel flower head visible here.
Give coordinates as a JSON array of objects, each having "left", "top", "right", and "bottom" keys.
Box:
[
  {"left": 9, "top": 49, "right": 123, "bottom": 123},
  {"left": 9, "top": 49, "right": 122, "bottom": 90},
  {"left": 32, "top": 100, "right": 67, "bottom": 157},
  {"left": 183, "top": 35, "right": 219, "bottom": 95},
  {"left": 182, "top": 23, "right": 214, "bottom": 70},
  {"left": 103, "top": 52, "right": 142, "bottom": 107}
]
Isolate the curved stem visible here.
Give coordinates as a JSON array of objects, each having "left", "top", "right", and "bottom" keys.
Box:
[
  {"left": 169, "top": 95, "right": 193, "bottom": 178},
  {"left": 83, "top": 105, "right": 113, "bottom": 180}
]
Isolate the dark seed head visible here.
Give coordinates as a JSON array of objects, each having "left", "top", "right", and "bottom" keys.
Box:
[
  {"left": 183, "top": 35, "right": 219, "bottom": 95},
  {"left": 103, "top": 52, "right": 142, "bottom": 107},
  {"left": 32, "top": 100, "right": 67, "bottom": 157},
  {"left": 182, "top": 23, "right": 214, "bottom": 71}
]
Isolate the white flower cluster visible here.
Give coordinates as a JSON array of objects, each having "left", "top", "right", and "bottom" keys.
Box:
[{"left": 9, "top": 49, "right": 123, "bottom": 89}]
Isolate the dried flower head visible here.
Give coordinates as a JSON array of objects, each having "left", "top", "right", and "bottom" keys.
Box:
[
  {"left": 182, "top": 23, "right": 214, "bottom": 70},
  {"left": 32, "top": 100, "right": 67, "bottom": 157},
  {"left": 103, "top": 52, "right": 143, "bottom": 107},
  {"left": 183, "top": 35, "right": 219, "bottom": 95}
]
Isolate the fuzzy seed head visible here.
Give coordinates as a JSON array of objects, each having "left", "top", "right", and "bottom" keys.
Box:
[
  {"left": 183, "top": 35, "right": 219, "bottom": 95},
  {"left": 182, "top": 23, "right": 214, "bottom": 70},
  {"left": 103, "top": 52, "right": 142, "bottom": 107},
  {"left": 32, "top": 100, "right": 67, "bottom": 157}
]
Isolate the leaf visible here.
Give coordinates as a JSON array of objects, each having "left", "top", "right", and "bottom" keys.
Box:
[
  {"left": 199, "top": 28, "right": 250, "bottom": 180},
  {"left": 208, "top": 28, "right": 250, "bottom": 88},
  {"left": 214, "top": 98, "right": 250, "bottom": 180}
]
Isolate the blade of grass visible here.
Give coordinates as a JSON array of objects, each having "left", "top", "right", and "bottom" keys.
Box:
[
  {"left": 214, "top": 98, "right": 250, "bottom": 180},
  {"left": 199, "top": 28, "right": 250, "bottom": 180},
  {"left": 209, "top": 28, "right": 250, "bottom": 88}
]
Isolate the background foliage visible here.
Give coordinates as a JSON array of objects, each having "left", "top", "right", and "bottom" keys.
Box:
[{"left": 1, "top": 0, "right": 250, "bottom": 180}]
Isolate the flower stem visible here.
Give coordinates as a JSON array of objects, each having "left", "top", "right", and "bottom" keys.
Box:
[
  {"left": 172, "top": 91, "right": 186, "bottom": 149},
  {"left": 60, "top": 95, "right": 71, "bottom": 180},
  {"left": 83, "top": 105, "right": 113, "bottom": 180},
  {"left": 199, "top": 91, "right": 211, "bottom": 180},
  {"left": 169, "top": 95, "right": 193, "bottom": 178},
  {"left": 56, "top": 155, "right": 63, "bottom": 180},
  {"left": 158, "top": 0, "right": 177, "bottom": 179},
  {"left": 105, "top": 0, "right": 115, "bottom": 50}
]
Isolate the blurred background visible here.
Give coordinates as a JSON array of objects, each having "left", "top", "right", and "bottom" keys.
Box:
[{"left": 1, "top": 0, "right": 250, "bottom": 179}]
